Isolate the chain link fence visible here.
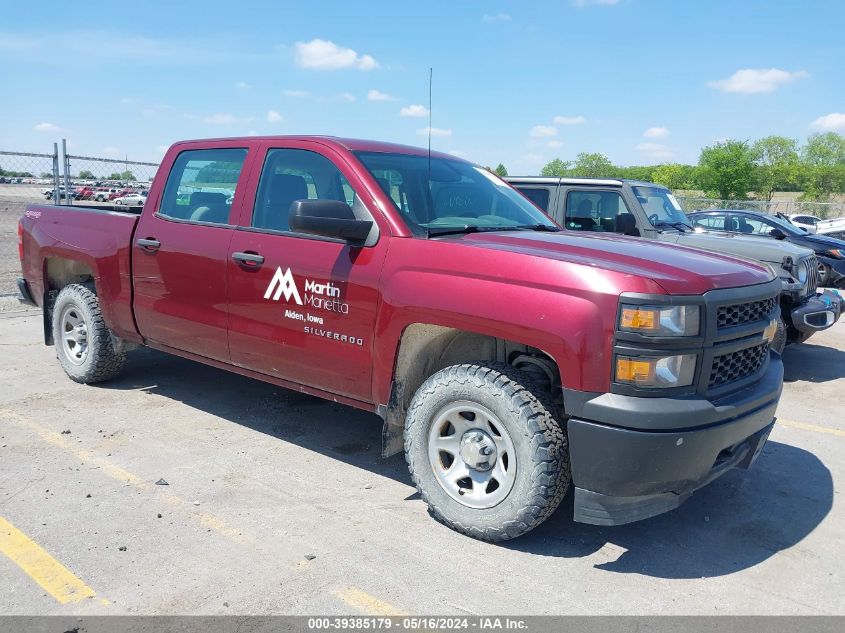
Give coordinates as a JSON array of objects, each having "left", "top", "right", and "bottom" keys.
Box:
[{"left": 675, "top": 196, "right": 845, "bottom": 219}]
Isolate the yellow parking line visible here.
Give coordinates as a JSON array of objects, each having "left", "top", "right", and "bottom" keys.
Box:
[
  {"left": 335, "top": 587, "right": 407, "bottom": 616},
  {"left": 0, "top": 409, "right": 248, "bottom": 543},
  {"left": 0, "top": 516, "right": 99, "bottom": 604},
  {"left": 778, "top": 418, "right": 845, "bottom": 438}
]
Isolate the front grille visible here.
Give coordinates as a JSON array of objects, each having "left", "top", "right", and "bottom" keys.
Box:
[
  {"left": 803, "top": 256, "right": 819, "bottom": 297},
  {"left": 709, "top": 343, "right": 769, "bottom": 389},
  {"left": 717, "top": 297, "right": 777, "bottom": 329}
]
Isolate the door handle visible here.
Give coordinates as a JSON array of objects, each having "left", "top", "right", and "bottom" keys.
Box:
[
  {"left": 232, "top": 251, "right": 265, "bottom": 266},
  {"left": 137, "top": 238, "right": 161, "bottom": 251}
]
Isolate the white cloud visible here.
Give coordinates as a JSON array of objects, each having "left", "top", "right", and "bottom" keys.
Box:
[
  {"left": 448, "top": 150, "right": 468, "bottom": 158},
  {"left": 203, "top": 113, "right": 239, "bottom": 125},
  {"left": 102, "top": 147, "right": 120, "bottom": 157},
  {"left": 367, "top": 89, "right": 397, "bottom": 101},
  {"left": 553, "top": 115, "right": 586, "bottom": 125},
  {"left": 573, "top": 0, "right": 620, "bottom": 6},
  {"left": 643, "top": 126, "right": 670, "bottom": 138},
  {"left": 530, "top": 125, "right": 558, "bottom": 138},
  {"left": 235, "top": 81, "right": 250, "bottom": 89},
  {"left": 284, "top": 89, "right": 309, "bottom": 98},
  {"left": 338, "top": 92, "right": 356, "bottom": 102},
  {"left": 156, "top": 145, "right": 169, "bottom": 155},
  {"left": 482, "top": 13, "right": 511, "bottom": 22},
  {"left": 34, "top": 122, "right": 61, "bottom": 132},
  {"left": 267, "top": 110, "right": 283, "bottom": 123},
  {"left": 810, "top": 112, "right": 845, "bottom": 132},
  {"left": 417, "top": 127, "right": 452, "bottom": 137},
  {"left": 707, "top": 68, "right": 808, "bottom": 94},
  {"left": 547, "top": 140, "right": 564, "bottom": 148},
  {"left": 636, "top": 142, "right": 674, "bottom": 159},
  {"left": 294, "top": 38, "right": 378, "bottom": 71},
  {"left": 400, "top": 104, "right": 430, "bottom": 118}
]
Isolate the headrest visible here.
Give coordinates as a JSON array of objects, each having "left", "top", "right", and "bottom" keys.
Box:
[
  {"left": 190, "top": 192, "right": 226, "bottom": 206},
  {"left": 268, "top": 174, "right": 308, "bottom": 205}
]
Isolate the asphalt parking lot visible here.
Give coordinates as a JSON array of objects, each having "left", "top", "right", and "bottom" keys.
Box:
[{"left": 0, "top": 296, "right": 842, "bottom": 616}]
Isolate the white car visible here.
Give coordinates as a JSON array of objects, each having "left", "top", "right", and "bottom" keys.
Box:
[
  {"left": 788, "top": 214, "right": 820, "bottom": 234},
  {"left": 113, "top": 193, "right": 146, "bottom": 206},
  {"left": 816, "top": 216, "right": 845, "bottom": 238}
]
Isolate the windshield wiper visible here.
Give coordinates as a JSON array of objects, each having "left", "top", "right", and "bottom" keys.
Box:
[
  {"left": 427, "top": 224, "right": 558, "bottom": 238},
  {"left": 653, "top": 220, "right": 692, "bottom": 232},
  {"left": 514, "top": 223, "right": 561, "bottom": 232}
]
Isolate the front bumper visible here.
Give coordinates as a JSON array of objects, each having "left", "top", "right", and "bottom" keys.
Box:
[
  {"left": 789, "top": 293, "right": 842, "bottom": 334},
  {"left": 566, "top": 356, "right": 783, "bottom": 526}
]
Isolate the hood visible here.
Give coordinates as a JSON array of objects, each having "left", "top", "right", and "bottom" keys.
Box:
[
  {"left": 804, "top": 233, "right": 845, "bottom": 251},
  {"left": 675, "top": 230, "right": 814, "bottom": 264},
  {"left": 453, "top": 231, "right": 774, "bottom": 295}
]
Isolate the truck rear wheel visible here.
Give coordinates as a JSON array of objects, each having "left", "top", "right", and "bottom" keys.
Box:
[
  {"left": 52, "top": 284, "right": 126, "bottom": 384},
  {"left": 404, "top": 362, "right": 570, "bottom": 542}
]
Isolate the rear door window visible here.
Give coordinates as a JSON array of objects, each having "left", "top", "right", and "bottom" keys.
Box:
[{"left": 159, "top": 148, "right": 247, "bottom": 224}]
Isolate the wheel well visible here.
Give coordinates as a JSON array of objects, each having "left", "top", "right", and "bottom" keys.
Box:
[
  {"left": 42, "top": 258, "right": 96, "bottom": 345},
  {"left": 379, "top": 323, "right": 562, "bottom": 457}
]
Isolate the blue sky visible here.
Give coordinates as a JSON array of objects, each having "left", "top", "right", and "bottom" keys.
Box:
[{"left": 1, "top": 0, "right": 843, "bottom": 173}]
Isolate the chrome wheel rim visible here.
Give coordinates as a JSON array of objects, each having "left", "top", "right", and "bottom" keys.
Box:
[
  {"left": 60, "top": 304, "right": 89, "bottom": 365},
  {"left": 427, "top": 401, "right": 517, "bottom": 509}
]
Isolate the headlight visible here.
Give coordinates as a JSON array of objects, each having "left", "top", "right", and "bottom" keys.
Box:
[
  {"left": 619, "top": 304, "right": 700, "bottom": 336},
  {"left": 825, "top": 248, "right": 844, "bottom": 259},
  {"left": 797, "top": 262, "right": 808, "bottom": 284},
  {"left": 615, "top": 354, "right": 697, "bottom": 388}
]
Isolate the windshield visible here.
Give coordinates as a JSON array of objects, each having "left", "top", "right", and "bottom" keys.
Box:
[
  {"left": 765, "top": 214, "right": 805, "bottom": 236},
  {"left": 633, "top": 186, "right": 692, "bottom": 228},
  {"left": 354, "top": 152, "right": 558, "bottom": 236}
]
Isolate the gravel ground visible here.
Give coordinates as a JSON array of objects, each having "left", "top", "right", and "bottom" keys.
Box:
[{"left": 0, "top": 304, "right": 843, "bottom": 615}]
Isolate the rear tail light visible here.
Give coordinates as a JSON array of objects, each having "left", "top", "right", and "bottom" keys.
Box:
[{"left": 17, "top": 221, "right": 23, "bottom": 262}]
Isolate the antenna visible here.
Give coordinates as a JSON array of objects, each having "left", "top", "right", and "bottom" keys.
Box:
[
  {"left": 427, "top": 67, "right": 432, "bottom": 180},
  {"left": 425, "top": 67, "right": 433, "bottom": 236}
]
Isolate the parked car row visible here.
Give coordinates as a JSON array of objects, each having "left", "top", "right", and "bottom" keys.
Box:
[
  {"left": 507, "top": 176, "right": 842, "bottom": 352},
  {"left": 43, "top": 185, "right": 148, "bottom": 204},
  {"left": 14, "top": 136, "right": 845, "bottom": 543},
  {"left": 689, "top": 209, "right": 845, "bottom": 289}
]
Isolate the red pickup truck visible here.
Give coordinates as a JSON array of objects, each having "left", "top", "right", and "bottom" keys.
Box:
[{"left": 18, "top": 136, "right": 784, "bottom": 541}]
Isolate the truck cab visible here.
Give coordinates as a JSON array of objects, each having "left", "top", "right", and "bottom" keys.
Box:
[{"left": 507, "top": 176, "right": 840, "bottom": 350}]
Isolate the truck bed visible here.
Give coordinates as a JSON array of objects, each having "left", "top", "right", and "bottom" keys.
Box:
[{"left": 19, "top": 202, "right": 142, "bottom": 343}]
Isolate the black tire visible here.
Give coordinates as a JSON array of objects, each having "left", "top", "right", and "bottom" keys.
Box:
[
  {"left": 818, "top": 263, "right": 831, "bottom": 288},
  {"left": 772, "top": 315, "right": 787, "bottom": 355},
  {"left": 404, "top": 362, "right": 570, "bottom": 542},
  {"left": 52, "top": 284, "right": 126, "bottom": 384}
]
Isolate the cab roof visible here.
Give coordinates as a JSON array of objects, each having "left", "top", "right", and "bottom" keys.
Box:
[
  {"left": 505, "top": 176, "right": 663, "bottom": 188},
  {"left": 170, "top": 136, "right": 459, "bottom": 161}
]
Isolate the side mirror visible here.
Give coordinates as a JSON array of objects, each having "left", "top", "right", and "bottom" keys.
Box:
[
  {"left": 288, "top": 199, "right": 373, "bottom": 245},
  {"left": 769, "top": 228, "right": 787, "bottom": 240}
]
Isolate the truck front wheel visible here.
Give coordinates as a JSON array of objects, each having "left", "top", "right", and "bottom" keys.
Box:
[
  {"left": 52, "top": 284, "right": 126, "bottom": 384},
  {"left": 404, "top": 362, "right": 570, "bottom": 542}
]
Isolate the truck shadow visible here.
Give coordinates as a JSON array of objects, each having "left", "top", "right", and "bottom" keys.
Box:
[
  {"left": 782, "top": 340, "right": 845, "bottom": 382},
  {"left": 506, "top": 439, "right": 832, "bottom": 578},
  {"left": 104, "top": 348, "right": 832, "bottom": 580}
]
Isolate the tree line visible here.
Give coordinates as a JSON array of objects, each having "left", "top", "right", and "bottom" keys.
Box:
[{"left": 494, "top": 132, "right": 845, "bottom": 202}]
